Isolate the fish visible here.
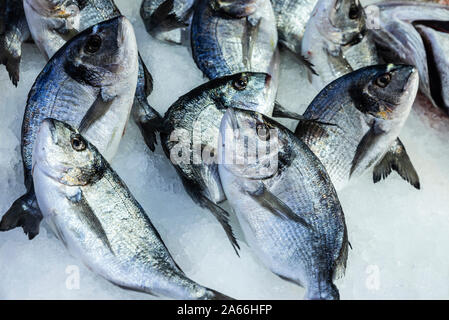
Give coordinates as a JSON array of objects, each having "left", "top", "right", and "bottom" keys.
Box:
[
  {"left": 295, "top": 64, "right": 420, "bottom": 191},
  {"left": 0, "top": 16, "right": 139, "bottom": 239},
  {"left": 0, "top": 0, "right": 32, "bottom": 86},
  {"left": 140, "top": 0, "right": 195, "bottom": 44},
  {"left": 301, "top": 0, "right": 379, "bottom": 91},
  {"left": 32, "top": 118, "right": 233, "bottom": 300},
  {"left": 23, "top": 0, "right": 161, "bottom": 151},
  {"left": 218, "top": 107, "right": 348, "bottom": 300},
  {"left": 161, "top": 72, "right": 273, "bottom": 254},
  {"left": 368, "top": 2, "right": 449, "bottom": 117},
  {"left": 271, "top": 0, "right": 318, "bottom": 58},
  {"left": 191, "top": 0, "right": 279, "bottom": 91}
]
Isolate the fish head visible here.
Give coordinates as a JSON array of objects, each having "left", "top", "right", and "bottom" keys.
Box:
[
  {"left": 219, "top": 108, "right": 289, "bottom": 180},
  {"left": 33, "top": 119, "right": 105, "bottom": 187},
  {"left": 64, "top": 16, "right": 139, "bottom": 89},
  {"left": 24, "top": 0, "right": 81, "bottom": 57},
  {"left": 355, "top": 64, "right": 419, "bottom": 121},
  {"left": 210, "top": 0, "right": 258, "bottom": 18},
  {"left": 216, "top": 72, "right": 274, "bottom": 116},
  {"left": 328, "top": 0, "right": 366, "bottom": 45}
]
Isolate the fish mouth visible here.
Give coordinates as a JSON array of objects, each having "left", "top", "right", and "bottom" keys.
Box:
[
  {"left": 117, "top": 16, "right": 133, "bottom": 47},
  {"left": 32, "top": 118, "right": 56, "bottom": 173}
]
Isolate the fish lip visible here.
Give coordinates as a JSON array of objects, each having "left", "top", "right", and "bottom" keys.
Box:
[
  {"left": 32, "top": 118, "right": 55, "bottom": 173},
  {"left": 401, "top": 65, "right": 419, "bottom": 93},
  {"left": 117, "top": 16, "right": 132, "bottom": 47}
]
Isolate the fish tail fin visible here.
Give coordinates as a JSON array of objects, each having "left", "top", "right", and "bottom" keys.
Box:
[
  {"left": 132, "top": 96, "right": 163, "bottom": 152},
  {"left": 207, "top": 289, "right": 235, "bottom": 300},
  {"left": 306, "top": 279, "right": 340, "bottom": 300},
  {"left": 373, "top": 138, "right": 420, "bottom": 189},
  {"left": 0, "top": 38, "right": 20, "bottom": 87},
  {"left": 0, "top": 190, "right": 42, "bottom": 239}
]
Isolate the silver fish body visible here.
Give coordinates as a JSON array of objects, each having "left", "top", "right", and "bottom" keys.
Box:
[
  {"left": 218, "top": 108, "right": 348, "bottom": 300},
  {"left": 368, "top": 2, "right": 449, "bottom": 116},
  {"left": 161, "top": 72, "right": 273, "bottom": 253},
  {"left": 301, "top": 0, "right": 378, "bottom": 91},
  {"left": 23, "top": 0, "right": 161, "bottom": 151},
  {"left": 295, "top": 64, "right": 420, "bottom": 191},
  {"left": 191, "top": 0, "right": 279, "bottom": 91},
  {"left": 0, "top": 0, "right": 31, "bottom": 86},
  {"left": 32, "top": 119, "right": 232, "bottom": 300},
  {"left": 140, "top": 0, "right": 195, "bottom": 44},
  {"left": 271, "top": 0, "right": 317, "bottom": 55},
  {"left": 0, "top": 16, "right": 138, "bottom": 239}
]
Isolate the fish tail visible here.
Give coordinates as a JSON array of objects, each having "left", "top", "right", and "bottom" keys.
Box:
[
  {"left": 0, "top": 37, "right": 21, "bottom": 87},
  {"left": 207, "top": 289, "right": 235, "bottom": 300},
  {"left": 305, "top": 280, "right": 340, "bottom": 300},
  {"left": 132, "top": 95, "right": 163, "bottom": 152},
  {"left": 0, "top": 189, "right": 42, "bottom": 239}
]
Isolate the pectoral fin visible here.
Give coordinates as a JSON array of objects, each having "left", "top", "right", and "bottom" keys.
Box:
[
  {"left": 242, "top": 16, "right": 261, "bottom": 70},
  {"left": 79, "top": 91, "right": 115, "bottom": 133},
  {"left": 373, "top": 138, "right": 420, "bottom": 189},
  {"left": 67, "top": 188, "right": 114, "bottom": 254},
  {"left": 350, "top": 123, "right": 383, "bottom": 177},
  {"left": 274, "top": 102, "right": 338, "bottom": 127},
  {"left": 273, "top": 102, "right": 305, "bottom": 120},
  {"left": 247, "top": 184, "right": 311, "bottom": 229},
  {"left": 181, "top": 176, "right": 240, "bottom": 256}
]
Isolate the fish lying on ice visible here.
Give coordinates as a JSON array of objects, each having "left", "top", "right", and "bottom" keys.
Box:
[
  {"left": 368, "top": 2, "right": 449, "bottom": 118},
  {"left": 295, "top": 64, "right": 420, "bottom": 191},
  {"left": 0, "top": 0, "right": 32, "bottom": 86},
  {"left": 218, "top": 108, "right": 348, "bottom": 300},
  {"left": 161, "top": 72, "right": 273, "bottom": 253},
  {"left": 301, "top": 0, "right": 378, "bottom": 91},
  {"left": 32, "top": 118, "right": 233, "bottom": 300},
  {"left": 0, "top": 17, "right": 139, "bottom": 239},
  {"left": 23, "top": 0, "right": 161, "bottom": 151}
]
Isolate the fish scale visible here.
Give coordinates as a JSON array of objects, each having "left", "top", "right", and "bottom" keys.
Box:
[{"left": 271, "top": 0, "right": 317, "bottom": 53}]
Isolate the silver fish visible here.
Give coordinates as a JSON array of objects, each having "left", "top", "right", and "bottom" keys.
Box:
[
  {"left": 0, "top": 0, "right": 32, "bottom": 86},
  {"left": 191, "top": 0, "right": 279, "bottom": 105},
  {"left": 301, "top": 0, "right": 378, "bottom": 91},
  {"left": 140, "top": 0, "right": 195, "bottom": 44},
  {"left": 23, "top": 0, "right": 161, "bottom": 151},
  {"left": 218, "top": 108, "right": 348, "bottom": 300},
  {"left": 271, "top": 0, "right": 317, "bottom": 57},
  {"left": 0, "top": 16, "right": 138, "bottom": 239},
  {"left": 295, "top": 64, "right": 420, "bottom": 191},
  {"left": 368, "top": 1, "right": 449, "bottom": 116},
  {"left": 32, "top": 118, "right": 233, "bottom": 300},
  {"left": 161, "top": 72, "right": 273, "bottom": 254}
]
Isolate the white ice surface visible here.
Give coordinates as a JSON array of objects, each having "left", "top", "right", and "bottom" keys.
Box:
[{"left": 0, "top": 0, "right": 448, "bottom": 300}]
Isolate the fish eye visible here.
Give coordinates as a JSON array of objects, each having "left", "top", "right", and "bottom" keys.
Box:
[
  {"left": 375, "top": 73, "right": 392, "bottom": 88},
  {"left": 71, "top": 135, "right": 86, "bottom": 151},
  {"left": 233, "top": 75, "right": 248, "bottom": 91},
  {"left": 84, "top": 35, "right": 102, "bottom": 54},
  {"left": 256, "top": 123, "right": 270, "bottom": 141},
  {"left": 348, "top": 4, "right": 359, "bottom": 19}
]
